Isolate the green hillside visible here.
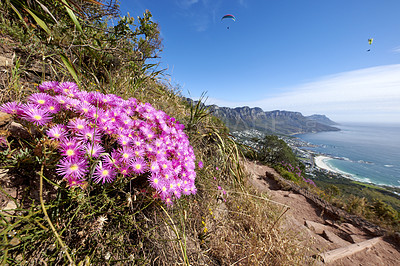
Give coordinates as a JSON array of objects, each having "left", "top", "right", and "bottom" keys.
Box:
[{"left": 0, "top": 2, "right": 308, "bottom": 264}]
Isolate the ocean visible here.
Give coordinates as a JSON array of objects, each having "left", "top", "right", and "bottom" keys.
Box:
[{"left": 295, "top": 123, "right": 400, "bottom": 187}]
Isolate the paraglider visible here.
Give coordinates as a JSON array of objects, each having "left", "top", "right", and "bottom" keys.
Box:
[
  {"left": 367, "top": 38, "right": 373, "bottom": 52},
  {"left": 221, "top": 14, "right": 235, "bottom": 29}
]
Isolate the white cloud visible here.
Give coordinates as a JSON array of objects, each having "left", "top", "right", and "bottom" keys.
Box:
[
  {"left": 207, "top": 64, "right": 400, "bottom": 123},
  {"left": 238, "top": 0, "right": 247, "bottom": 7},
  {"left": 176, "top": 0, "right": 199, "bottom": 9},
  {"left": 392, "top": 46, "right": 400, "bottom": 53}
]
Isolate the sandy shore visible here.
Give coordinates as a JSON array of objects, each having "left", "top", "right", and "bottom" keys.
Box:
[{"left": 314, "top": 155, "right": 336, "bottom": 172}]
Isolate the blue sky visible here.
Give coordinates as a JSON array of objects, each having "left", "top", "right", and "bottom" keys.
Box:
[{"left": 119, "top": 1, "right": 400, "bottom": 123}]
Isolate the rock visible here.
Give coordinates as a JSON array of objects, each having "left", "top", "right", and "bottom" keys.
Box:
[
  {"left": 305, "top": 220, "right": 331, "bottom": 235},
  {"left": 322, "top": 230, "right": 350, "bottom": 247},
  {"left": 9, "top": 122, "right": 31, "bottom": 139},
  {"left": 0, "top": 56, "right": 13, "bottom": 67},
  {"left": 348, "top": 234, "right": 370, "bottom": 244},
  {"left": 335, "top": 223, "right": 361, "bottom": 235},
  {"left": 287, "top": 193, "right": 305, "bottom": 201},
  {"left": 0, "top": 112, "right": 12, "bottom": 128}
]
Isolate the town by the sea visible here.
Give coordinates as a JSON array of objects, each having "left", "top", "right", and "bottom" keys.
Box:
[{"left": 294, "top": 122, "right": 400, "bottom": 188}]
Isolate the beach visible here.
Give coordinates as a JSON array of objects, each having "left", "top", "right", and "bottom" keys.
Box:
[{"left": 314, "top": 155, "right": 336, "bottom": 172}]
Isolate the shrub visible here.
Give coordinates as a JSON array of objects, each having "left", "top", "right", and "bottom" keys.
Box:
[{"left": 0, "top": 81, "right": 198, "bottom": 205}]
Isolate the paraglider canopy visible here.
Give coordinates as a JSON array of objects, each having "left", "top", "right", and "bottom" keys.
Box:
[
  {"left": 221, "top": 14, "right": 235, "bottom": 29},
  {"left": 221, "top": 14, "right": 236, "bottom": 21},
  {"left": 367, "top": 38, "right": 373, "bottom": 51}
]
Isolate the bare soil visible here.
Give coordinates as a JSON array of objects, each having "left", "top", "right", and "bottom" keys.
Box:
[{"left": 244, "top": 160, "right": 400, "bottom": 265}]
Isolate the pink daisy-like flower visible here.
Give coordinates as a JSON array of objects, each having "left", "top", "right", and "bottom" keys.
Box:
[
  {"left": 132, "top": 137, "right": 144, "bottom": 149},
  {"left": 92, "top": 162, "right": 116, "bottom": 184},
  {"left": 130, "top": 157, "right": 147, "bottom": 174},
  {"left": 118, "top": 146, "right": 135, "bottom": 163},
  {"left": 158, "top": 183, "right": 169, "bottom": 198},
  {"left": 57, "top": 157, "right": 88, "bottom": 180},
  {"left": 21, "top": 105, "right": 52, "bottom": 126},
  {"left": 68, "top": 118, "right": 88, "bottom": 132},
  {"left": 0, "top": 101, "right": 23, "bottom": 115},
  {"left": 46, "top": 124, "right": 67, "bottom": 140},
  {"left": 148, "top": 173, "right": 163, "bottom": 191},
  {"left": 65, "top": 176, "right": 85, "bottom": 188},
  {"left": 85, "top": 143, "right": 105, "bottom": 158},
  {"left": 59, "top": 139, "right": 83, "bottom": 159},
  {"left": 28, "top": 93, "right": 52, "bottom": 106},
  {"left": 164, "top": 197, "right": 174, "bottom": 207},
  {"left": 103, "top": 151, "right": 121, "bottom": 168},
  {"left": 76, "top": 102, "right": 95, "bottom": 116},
  {"left": 159, "top": 160, "right": 171, "bottom": 171},
  {"left": 149, "top": 161, "right": 160, "bottom": 173},
  {"left": 161, "top": 169, "right": 174, "bottom": 181},
  {"left": 57, "top": 82, "right": 79, "bottom": 95},
  {"left": 119, "top": 165, "right": 132, "bottom": 177},
  {"left": 64, "top": 98, "right": 80, "bottom": 110},
  {"left": 133, "top": 147, "right": 145, "bottom": 158},
  {"left": 117, "top": 135, "right": 132, "bottom": 146},
  {"left": 44, "top": 101, "right": 61, "bottom": 114},
  {"left": 54, "top": 95, "right": 69, "bottom": 106},
  {"left": 38, "top": 81, "right": 59, "bottom": 92},
  {"left": 76, "top": 127, "right": 101, "bottom": 143},
  {"left": 145, "top": 144, "right": 156, "bottom": 154}
]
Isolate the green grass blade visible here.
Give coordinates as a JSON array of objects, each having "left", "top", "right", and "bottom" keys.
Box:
[
  {"left": 23, "top": 6, "right": 51, "bottom": 35},
  {"left": 60, "top": 53, "right": 80, "bottom": 84},
  {"left": 61, "top": 0, "right": 83, "bottom": 33}
]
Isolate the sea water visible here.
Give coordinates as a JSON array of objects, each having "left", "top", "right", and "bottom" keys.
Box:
[{"left": 295, "top": 123, "right": 400, "bottom": 187}]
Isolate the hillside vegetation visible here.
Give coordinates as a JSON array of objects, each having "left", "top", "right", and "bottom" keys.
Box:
[{"left": 0, "top": 1, "right": 309, "bottom": 265}]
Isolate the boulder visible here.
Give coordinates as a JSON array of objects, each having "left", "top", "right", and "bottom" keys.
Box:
[{"left": 304, "top": 220, "right": 331, "bottom": 235}]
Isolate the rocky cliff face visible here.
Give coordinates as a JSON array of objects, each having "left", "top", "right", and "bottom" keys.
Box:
[{"left": 208, "top": 105, "right": 340, "bottom": 135}]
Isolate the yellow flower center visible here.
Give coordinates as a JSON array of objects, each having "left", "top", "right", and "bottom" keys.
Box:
[
  {"left": 33, "top": 115, "right": 42, "bottom": 121},
  {"left": 66, "top": 149, "right": 75, "bottom": 156},
  {"left": 135, "top": 164, "right": 141, "bottom": 170},
  {"left": 77, "top": 125, "right": 84, "bottom": 129},
  {"left": 70, "top": 164, "right": 78, "bottom": 171},
  {"left": 154, "top": 178, "right": 159, "bottom": 184},
  {"left": 102, "top": 170, "right": 109, "bottom": 176},
  {"left": 38, "top": 100, "right": 45, "bottom": 104}
]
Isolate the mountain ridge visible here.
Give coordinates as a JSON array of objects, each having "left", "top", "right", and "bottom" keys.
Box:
[{"left": 207, "top": 104, "right": 340, "bottom": 135}]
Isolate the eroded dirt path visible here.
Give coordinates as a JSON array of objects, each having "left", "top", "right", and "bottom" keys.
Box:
[{"left": 243, "top": 160, "right": 400, "bottom": 265}]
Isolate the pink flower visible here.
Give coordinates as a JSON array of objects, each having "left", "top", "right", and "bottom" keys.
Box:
[
  {"left": 21, "top": 105, "right": 52, "bottom": 126},
  {"left": 46, "top": 124, "right": 67, "bottom": 140},
  {"left": 198, "top": 161, "right": 204, "bottom": 169},
  {"left": 93, "top": 162, "right": 116, "bottom": 184},
  {"left": 131, "top": 158, "right": 147, "bottom": 174},
  {"left": 0, "top": 101, "right": 23, "bottom": 115},
  {"left": 57, "top": 157, "right": 88, "bottom": 180}
]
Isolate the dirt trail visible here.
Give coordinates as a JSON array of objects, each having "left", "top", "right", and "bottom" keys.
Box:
[{"left": 243, "top": 160, "right": 400, "bottom": 265}]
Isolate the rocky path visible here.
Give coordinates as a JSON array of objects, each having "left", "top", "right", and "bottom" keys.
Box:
[{"left": 243, "top": 160, "right": 400, "bottom": 265}]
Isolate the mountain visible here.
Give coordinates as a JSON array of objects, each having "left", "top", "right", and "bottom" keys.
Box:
[
  {"left": 306, "top": 114, "right": 338, "bottom": 126},
  {"left": 208, "top": 105, "right": 340, "bottom": 135}
]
